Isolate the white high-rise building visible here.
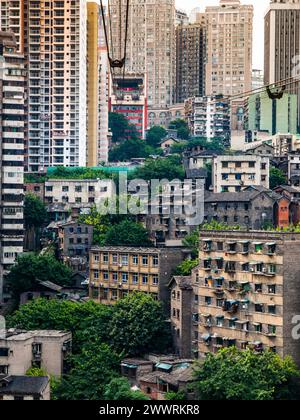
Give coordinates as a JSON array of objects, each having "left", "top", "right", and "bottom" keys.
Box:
[
  {"left": 0, "top": 31, "right": 25, "bottom": 304},
  {"left": 110, "top": 0, "right": 176, "bottom": 109},
  {"left": 0, "top": 0, "right": 87, "bottom": 172}
]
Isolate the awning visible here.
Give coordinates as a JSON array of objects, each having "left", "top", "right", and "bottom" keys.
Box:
[
  {"left": 216, "top": 315, "right": 224, "bottom": 319},
  {"left": 202, "top": 238, "right": 212, "bottom": 242},
  {"left": 266, "top": 242, "right": 276, "bottom": 246},
  {"left": 201, "top": 334, "right": 211, "bottom": 341},
  {"left": 241, "top": 299, "right": 250, "bottom": 304},
  {"left": 121, "top": 363, "right": 138, "bottom": 369},
  {"left": 226, "top": 241, "right": 237, "bottom": 245},
  {"left": 239, "top": 240, "right": 250, "bottom": 244},
  {"left": 155, "top": 363, "right": 173, "bottom": 371},
  {"left": 249, "top": 261, "right": 263, "bottom": 265},
  {"left": 253, "top": 242, "right": 263, "bottom": 245},
  {"left": 215, "top": 257, "right": 224, "bottom": 261},
  {"left": 230, "top": 318, "right": 238, "bottom": 322}
]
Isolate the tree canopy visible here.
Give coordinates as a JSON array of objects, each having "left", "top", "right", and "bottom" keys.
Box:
[
  {"left": 24, "top": 193, "right": 47, "bottom": 229},
  {"left": 6, "top": 254, "right": 73, "bottom": 302},
  {"left": 175, "top": 259, "right": 199, "bottom": 276},
  {"left": 108, "top": 137, "right": 155, "bottom": 162},
  {"left": 109, "top": 112, "right": 138, "bottom": 143},
  {"left": 169, "top": 119, "right": 190, "bottom": 140},
  {"left": 104, "top": 377, "right": 149, "bottom": 400},
  {"left": 270, "top": 166, "right": 287, "bottom": 189},
  {"left": 193, "top": 347, "right": 300, "bottom": 401},
  {"left": 105, "top": 220, "right": 153, "bottom": 247},
  {"left": 146, "top": 126, "right": 168, "bottom": 148},
  {"left": 132, "top": 156, "right": 185, "bottom": 181}
]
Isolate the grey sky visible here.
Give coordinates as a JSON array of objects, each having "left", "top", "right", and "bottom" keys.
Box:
[{"left": 176, "top": 0, "right": 270, "bottom": 70}]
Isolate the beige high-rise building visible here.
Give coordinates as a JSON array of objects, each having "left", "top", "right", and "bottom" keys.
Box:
[
  {"left": 1, "top": 0, "right": 87, "bottom": 172},
  {"left": 109, "top": 0, "right": 176, "bottom": 109},
  {"left": 264, "top": 0, "right": 300, "bottom": 131},
  {"left": 87, "top": 2, "right": 109, "bottom": 165},
  {"left": 205, "top": 0, "right": 253, "bottom": 97}
]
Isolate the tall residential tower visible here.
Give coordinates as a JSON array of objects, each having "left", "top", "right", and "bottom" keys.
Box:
[{"left": 0, "top": 0, "right": 87, "bottom": 172}]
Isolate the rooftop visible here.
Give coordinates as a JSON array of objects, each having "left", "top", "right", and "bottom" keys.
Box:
[
  {"left": 2, "top": 329, "right": 71, "bottom": 341},
  {"left": 90, "top": 246, "right": 160, "bottom": 254},
  {"left": 0, "top": 376, "right": 49, "bottom": 397}
]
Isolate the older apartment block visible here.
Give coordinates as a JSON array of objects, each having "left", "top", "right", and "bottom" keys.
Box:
[
  {"left": 0, "top": 330, "right": 72, "bottom": 377},
  {"left": 212, "top": 155, "right": 270, "bottom": 193},
  {"left": 89, "top": 246, "right": 184, "bottom": 308},
  {"left": 170, "top": 230, "right": 300, "bottom": 366}
]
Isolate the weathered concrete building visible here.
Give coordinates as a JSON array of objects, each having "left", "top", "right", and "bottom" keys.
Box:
[
  {"left": 171, "top": 230, "right": 300, "bottom": 366},
  {"left": 89, "top": 246, "right": 184, "bottom": 310},
  {"left": 212, "top": 155, "right": 270, "bottom": 193},
  {"left": 0, "top": 330, "right": 72, "bottom": 377},
  {"left": 0, "top": 375, "right": 50, "bottom": 400}
]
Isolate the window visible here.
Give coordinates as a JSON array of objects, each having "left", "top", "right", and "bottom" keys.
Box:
[
  {"left": 255, "top": 304, "right": 264, "bottom": 313},
  {"left": 152, "top": 275, "right": 159, "bottom": 285},
  {"left": 132, "top": 255, "right": 139, "bottom": 265},
  {"left": 254, "top": 323, "right": 262, "bottom": 333},
  {"left": 94, "top": 254, "right": 100, "bottom": 263},
  {"left": 142, "top": 255, "right": 149, "bottom": 266},
  {"left": 112, "top": 254, "right": 118, "bottom": 264},
  {"left": 255, "top": 243, "right": 263, "bottom": 253},
  {"left": 255, "top": 284, "right": 262, "bottom": 293},
  {"left": 93, "top": 270, "right": 99, "bottom": 280},
  {"left": 112, "top": 272, "right": 118, "bottom": 283},
  {"left": 152, "top": 255, "right": 159, "bottom": 266},
  {"left": 103, "top": 272, "right": 109, "bottom": 281},
  {"left": 268, "top": 285, "right": 276, "bottom": 294},
  {"left": 205, "top": 296, "right": 212, "bottom": 306},
  {"left": 217, "top": 242, "right": 223, "bottom": 251},
  {"left": 269, "top": 265, "right": 277, "bottom": 275},
  {"left": 216, "top": 317, "right": 224, "bottom": 327},
  {"left": 122, "top": 273, "right": 128, "bottom": 283},
  {"left": 121, "top": 254, "right": 129, "bottom": 266},
  {"left": 142, "top": 275, "right": 148, "bottom": 285},
  {"left": 102, "top": 253, "right": 109, "bottom": 264},
  {"left": 132, "top": 274, "right": 139, "bottom": 284},
  {"left": 268, "top": 325, "right": 276, "bottom": 335},
  {"left": 268, "top": 305, "right": 276, "bottom": 315}
]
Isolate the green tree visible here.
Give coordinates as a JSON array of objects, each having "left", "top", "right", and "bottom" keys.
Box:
[
  {"left": 24, "top": 193, "right": 48, "bottom": 251},
  {"left": 109, "top": 137, "right": 154, "bottom": 162},
  {"left": 193, "top": 347, "right": 300, "bottom": 400},
  {"left": 7, "top": 299, "right": 112, "bottom": 353},
  {"left": 146, "top": 126, "right": 168, "bottom": 148},
  {"left": 108, "top": 292, "right": 171, "bottom": 356},
  {"left": 175, "top": 259, "right": 199, "bottom": 276},
  {"left": 105, "top": 220, "right": 153, "bottom": 247},
  {"left": 109, "top": 112, "right": 138, "bottom": 143},
  {"left": 54, "top": 343, "right": 121, "bottom": 400},
  {"left": 165, "top": 391, "right": 186, "bottom": 401},
  {"left": 6, "top": 254, "right": 73, "bottom": 303},
  {"left": 270, "top": 167, "right": 287, "bottom": 189},
  {"left": 133, "top": 156, "right": 185, "bottom": 181},
  {"left": 169, "top": 119, "right": 190, "bottom": 140},
  {"left": 24, "top": 194, "right": 47, "bottom": 229},
  {"left": 104, "top": 377, "right": 149, "bottom": 400}
]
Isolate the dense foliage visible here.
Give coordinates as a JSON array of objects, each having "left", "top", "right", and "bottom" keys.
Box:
[
  {"left": 270, "top": 166, "right": 287, "bottom": 189},
  {"left": 108, "top": 137, "right": 158, "bottom": 162},
  {"left": 24, "top": 194, "right": 47, "bottom": 229},
  {"left": 146, "top": 126, "right": 168, "bottom": 148},
  {"left": 104, "top": 378, "right": 149, "bottom": 400},
  {"left": 105, "top": 220, "right": 153, "bottom": 247},
  {"left": 169, "top": 119, "right": 190, "bottom": 140},
  {"left": 175, "top": 259, "right": 199, "bottom": 276},
  {"left": 8, "top": 293, "right": 171, "bottom": 400},
  {"left": 132, "top": 156, "right": 185, "bottom": 181},
  {"left": 6, "top": 254, "right": 73, "bottom": 303},
  {"left": 109, "top": 112, "right": 138, "bottom": 143},
  {"left": 193, "top": 348, "right": 300, "bottom": 400}
]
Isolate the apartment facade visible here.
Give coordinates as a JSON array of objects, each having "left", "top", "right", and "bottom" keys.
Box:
[
  {"left": 0, "top": 0, "right": 87, "bottom": 172},
  {"left": 110, "top": 0, "right": 176, "bottom": 109},
  {"left": 89, "top": 246, "right": 184, "bottom": 308},
  {"left": 110, "top": 73, "right": 148, "bottom": 139},
  {"left": 0, "top": 330, "right": 72, "bottom": 377},
  {"left": 264, "top": 0, "right": 300, "bottom": 130},
  {"left": 0, "top": 31, "right": 25, "bottom": 305},
  {"left": 175, "top": 22, "right": 206, "bottom": 103},
  {"left": 185, "top": 96, "right": 231, "bottom": 143},
  {"left": 212, "top": 155, "right": 270, "bottom": 193},
  {"left": 44, "top": 178, "right": 114, "bottom": 206},
  {"left": 205, "top": 0, "right": 253, "bottom": 97},
  {"left": 194, "top": 230, "right": 300, "bottom": 365},
  {"left": 58, "top": 221, "right": 93, "bottom": 262}
]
